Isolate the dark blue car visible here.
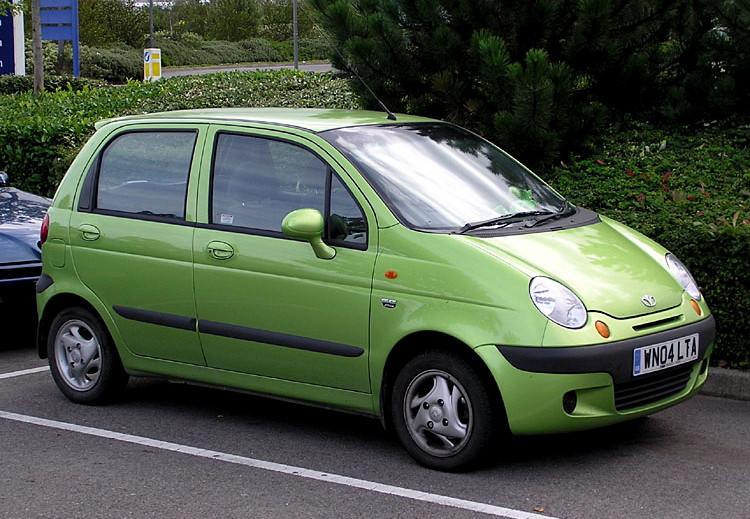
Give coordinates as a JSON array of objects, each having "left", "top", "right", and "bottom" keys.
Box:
[{"left": 0, "top": 172, "right": 51, "bottom": 343}]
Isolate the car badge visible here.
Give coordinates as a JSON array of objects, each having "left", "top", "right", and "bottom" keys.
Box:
[{"left": 641, "top": 295, "right": 657, "bottom": 307}]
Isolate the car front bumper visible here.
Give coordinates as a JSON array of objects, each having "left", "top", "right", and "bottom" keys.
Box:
[{"left": 478, "top": 316, "right": 715, "bottom": 435}]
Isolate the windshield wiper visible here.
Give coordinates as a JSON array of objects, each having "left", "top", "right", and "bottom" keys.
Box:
[
  {"left": 457, "top": 210, "right": 555, "bottom": 234},
  {"left": 524, "top": 202, "right": 575, "bottom": 228}
]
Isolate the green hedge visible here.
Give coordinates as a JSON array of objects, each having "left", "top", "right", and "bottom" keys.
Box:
[
  {"left": 548, "top": 122, "right": 750, "bottom": 368},
  {"left": 23, "top": 41, "right": 142, "bottom": 83},
  {"left": 158, "top": 36, "right": 285, "bottom": 67},
  {"left": 0, "top": 75, "right": 106, "bottom": 95},
  {"left": 0, "top": 70, "right": 359, "bottom": 196},
  {"left": 18, "top": 37, "right": 331, "bottom": 85},
  {"left": 80, "top": 46, "right": 143, "bottom": 82}
]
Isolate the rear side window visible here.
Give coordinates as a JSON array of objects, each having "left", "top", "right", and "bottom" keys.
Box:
[{"left": 95, "top": 131, "right": 197, "bottom": 219}]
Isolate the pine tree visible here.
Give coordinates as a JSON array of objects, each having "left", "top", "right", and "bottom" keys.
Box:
[{"left": 310, "top": 0, "right": 742, "bottom": 168}]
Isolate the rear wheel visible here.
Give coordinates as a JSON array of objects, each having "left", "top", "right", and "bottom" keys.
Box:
[
  {"left": 390, "top": 349, "right": 501, "bottom": 471},
  {"left": 48, "top": 307, "right": 128, "bottom": 404}
]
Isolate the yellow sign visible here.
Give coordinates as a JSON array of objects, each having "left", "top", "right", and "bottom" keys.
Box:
[{"left": 144, "top": 48, "right": 162, "bottom": 82}]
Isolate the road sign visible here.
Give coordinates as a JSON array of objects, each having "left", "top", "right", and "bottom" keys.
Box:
[
  {"left": 39, "top": 0, "right": 79, "bottom": 77},
  {"left": 144, "top": 47, "right": 161, "bottom": 82},
  {"left": 0, "top": 5, "right": 25, "bottom": 76}
]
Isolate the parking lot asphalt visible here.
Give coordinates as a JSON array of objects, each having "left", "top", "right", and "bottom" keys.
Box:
[
  {"left": 2, "top": 341, "right": 749, "bottom": 519},
  {"left": 161, "top": 62, "right": 334, "bottom": 78}
]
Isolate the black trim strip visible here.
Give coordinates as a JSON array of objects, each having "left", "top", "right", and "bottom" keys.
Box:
[
  {"left": 496, "top": 316, "right": 715, "bottom": 384},
  {"left": 198, "top": 319, "right": 364, "bottom": 358},
  {"left": 111, "top": 305, "right": 364, "bottom": 358},
  {"left": 92, "top": 209, "right": 196, "bottom": 226},
  {"left": 36, "top": 273, "right": 54, "bottom": 293},
  {"left": 113, "top": 306, "right": 196, "bottom": 332}
]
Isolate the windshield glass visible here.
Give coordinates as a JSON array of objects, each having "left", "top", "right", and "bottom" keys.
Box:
[{"left": 322, "top": 123, "right": 568, "bottom": 231}]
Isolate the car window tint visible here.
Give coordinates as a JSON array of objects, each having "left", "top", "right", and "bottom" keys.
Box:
[
  {"left": 329, "top": 175, "right": 367, "bottom": 246},
  {"left": 96, "top": 131, "right": 196, "bottom": 219},
  {"left": 212, "top": 133, "right": 326, "bottom": 232}
]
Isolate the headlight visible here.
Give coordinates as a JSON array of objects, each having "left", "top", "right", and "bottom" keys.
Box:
[
  {"left": 666, "top": 253, "right": 701, "bottom": 300},
  {"left": 529, "top": 277, "right": 587, "bottom": 329}
]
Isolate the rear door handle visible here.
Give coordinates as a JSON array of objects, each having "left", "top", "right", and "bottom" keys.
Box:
[
  {"left": 78, "top": 224, "right": 101, "bottom": 241},
  {"left": 207, "top": 241, "right": 234, "bottom": 260}
]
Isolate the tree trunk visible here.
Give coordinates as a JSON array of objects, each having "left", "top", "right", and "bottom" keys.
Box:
[{"left": 32, "top": 0, "right": 43, "bottom": 95}]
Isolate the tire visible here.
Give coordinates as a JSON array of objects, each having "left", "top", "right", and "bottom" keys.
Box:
[
  {"left": 390, "top": 349, "right": 501, "bottom": 471},
  {"left": 47, "top": 307, "right": 129, "bottom": 404}
]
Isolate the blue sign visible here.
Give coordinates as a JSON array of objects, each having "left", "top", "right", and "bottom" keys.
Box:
[
  {"left": 40, "top": 0, "right": 80, "bottom": 77},
  {"left": 0, "top": 8, "right": 17, "bottom": 75}
]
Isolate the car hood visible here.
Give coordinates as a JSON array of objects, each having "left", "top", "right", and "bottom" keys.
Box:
[
  {"left": 463, "top": 217, "right": 682, "bottom": 319},
  {"left": 0, "top": 188, "right": 49, "bottom": 263}
]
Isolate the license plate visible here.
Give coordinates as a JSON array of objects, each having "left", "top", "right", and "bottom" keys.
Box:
[{"left": 633, "top": 333, "right": 699, "bottom": 376}]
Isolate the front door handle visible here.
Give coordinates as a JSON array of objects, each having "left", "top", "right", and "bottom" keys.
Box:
[
  {"left": 78, "top": 224, "right": 101, "bottom": 241},
  {"left": 207, "top": 241, "right": 234, "bottom": 260}
]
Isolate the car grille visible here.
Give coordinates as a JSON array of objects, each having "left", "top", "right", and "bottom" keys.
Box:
[
  {"left": 0, "top": 261, "right": 42, "bottom": 283},
  {"left": 614, "top": 363, "right": 694, "bottom": 411}
]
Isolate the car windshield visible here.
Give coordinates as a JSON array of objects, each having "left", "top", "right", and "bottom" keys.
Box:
[{"left": 322, "top": 123, "right": 568, "bottom": 232}]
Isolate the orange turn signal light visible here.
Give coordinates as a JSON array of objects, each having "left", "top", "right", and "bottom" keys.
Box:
[
  {"left": 595, "top": 321, "right": 611, "bottom": 339},
  {"left": 690, "top": 300, "right": 702, "bottom": 315},
  {"left": 385, "top": 270, "right": 398, "bottom": 279}
]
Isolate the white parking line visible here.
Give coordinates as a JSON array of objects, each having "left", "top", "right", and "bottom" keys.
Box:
[
  {"left": 0, "top": 409, "right": 556, "bottom": 519},
  {"left": 0, "top": 366, "right": 49, "bottom": 380}
]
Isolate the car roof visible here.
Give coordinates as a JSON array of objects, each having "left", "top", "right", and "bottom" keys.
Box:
[{"left": 96, "top": 108, "right": 436, "bottom": 133}]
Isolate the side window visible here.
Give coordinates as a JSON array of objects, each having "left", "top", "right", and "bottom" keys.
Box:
[
  {"left": 211, "top": 132, "right": 367, "bottom": 248},
  {"left": 96, "top": 131, "right": 196, "bottom": 219},
  {"left": 212, "top": 133, "right": 326, "bottom": 232}
]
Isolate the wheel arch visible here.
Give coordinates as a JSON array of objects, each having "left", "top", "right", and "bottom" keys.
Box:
[
  {"left": 37, "top": 293, "right": 103, "bottom": 359},
  {"left": 378, "top": 331, "right": 506, "bottom": 433}
]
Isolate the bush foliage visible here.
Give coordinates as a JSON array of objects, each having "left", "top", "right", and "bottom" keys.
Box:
[
  {"left": 0, "top": 70, "right": 359, "bottom": 196},
  {"left": 548, "top": 122, "right": 750, "bottom": 367},
  {"left": 22, "top": 36, "right": 332, "bottom": 84}
]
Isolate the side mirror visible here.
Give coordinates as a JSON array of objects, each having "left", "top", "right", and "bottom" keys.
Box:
[
  {"left": 0, "top": 171, "right": 8, "bottom": 187},
  {"left": 281, "top": 208, "right": 336, "bottom": 260}
]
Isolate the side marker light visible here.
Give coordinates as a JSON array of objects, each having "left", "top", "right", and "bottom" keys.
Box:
[
  {"left": 595, "top": 321, "right": 610, "bottom": 339},
  {"left": 690, "top": 300, "right": 702, "bottom": 316},
  {"left": 385, "top": 270, "right": 398, "bottom": 279}
]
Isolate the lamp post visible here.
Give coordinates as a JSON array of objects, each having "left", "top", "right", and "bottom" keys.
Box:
[
  {"left": 292, "top": 0, "right": 298, "bottom": 69},
  {"left": 149, "top": 0, "right": 154, "bottom": 48}
]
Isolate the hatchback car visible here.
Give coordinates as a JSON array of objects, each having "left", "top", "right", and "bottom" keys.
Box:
[
  {"left": 37, "top": 108, "right": 715, "bottom": 470},
  {"left": 1, "top": 171, "right": 51, "bottom": 343}
]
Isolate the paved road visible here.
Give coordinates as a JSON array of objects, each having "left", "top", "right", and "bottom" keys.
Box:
[
  {"left": 162, "top": 62, "right": 334, "bottom": 78},
  {"left": 1, "top": 343, "right": 749, "bottom": 519}
]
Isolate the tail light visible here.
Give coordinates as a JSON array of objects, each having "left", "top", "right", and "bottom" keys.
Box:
[{"left": 40, "top": 213, "right": 50, "bottom": 246}]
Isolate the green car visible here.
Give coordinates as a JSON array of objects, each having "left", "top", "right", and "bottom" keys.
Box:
[{"left": 37, "top": 108, "right": 715, "bottom": 470}]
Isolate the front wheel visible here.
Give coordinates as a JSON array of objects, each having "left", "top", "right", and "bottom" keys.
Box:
[
  {"left": 48, "top": 307, "right": 128, "bottom": 404},
  {"left": 390, "top": 349, "right": 502, "bottom": 471}
]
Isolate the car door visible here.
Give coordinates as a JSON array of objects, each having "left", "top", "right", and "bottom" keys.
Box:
[
  {"left": 192, "top": 127, "right": 375, "bottom": 392},
  {"left": 69, "top": 125, "right": 206, "bottom": 365}
]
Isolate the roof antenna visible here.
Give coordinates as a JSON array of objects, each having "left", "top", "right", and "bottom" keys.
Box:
[
  {"left": 342, "top": 58, "right": 398, "bottom": 121},
  {"left": 304, "top": 9, "right": 397, "bottom": 121}
]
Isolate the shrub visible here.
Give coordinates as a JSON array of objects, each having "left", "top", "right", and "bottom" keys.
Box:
[
  {"left": 0, "top": 75, "right": 106, "bottom": 95},
  {"left": 0, "top": 70, "right": 360, "bottom": 197},
  {"left": 155, "top": 34, "right": 285, "bottom": 67},
  {"left": 22, "top": 41, "right": 142, "bottom": 83},
  {"left": 548, "top": 121, "right": 750, "bottom": 368},
  {"left": 80, "top": 46, "right": 143, "bottom": 82},
  {"left": 298, "top": 38, "right": 333, "bottom": 61},
  {"left": 20, "top": 36, "right": 311, "bottom": 84},
  {"left": 235, "top": 38, "right": 285, "bottom": 62}
]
